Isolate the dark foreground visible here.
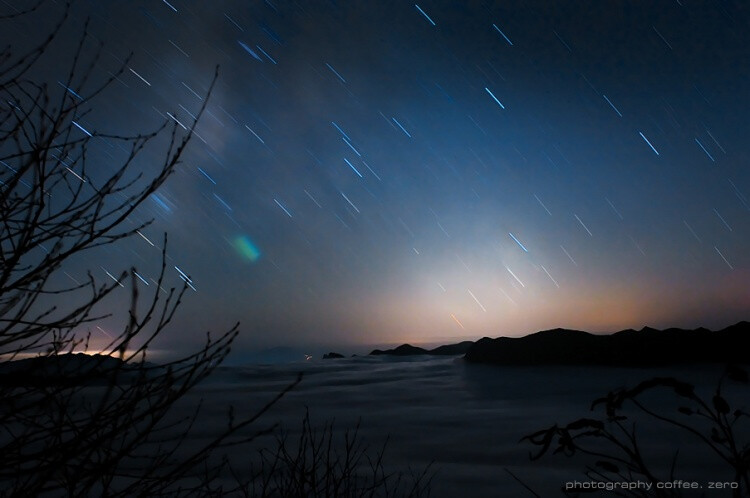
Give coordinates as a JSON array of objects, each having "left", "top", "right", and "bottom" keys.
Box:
[{"left": 181, "top": 356, "right": 747, "bottom": 497}]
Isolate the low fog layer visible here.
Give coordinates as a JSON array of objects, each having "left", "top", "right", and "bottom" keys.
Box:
[{"left": 177, "top": 356, "right": 743, "bottom": 496}]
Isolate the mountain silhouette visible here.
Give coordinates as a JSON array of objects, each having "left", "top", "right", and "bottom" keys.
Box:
[
  {"left": 369, "top": 341, "right": 474, "bottom": 356},
  {"left": 463, "top": 321, "right": 750, "bottom": 366},
  {"left": 0, "top": 353, "right": 138, "bottom": 386},
  {"left": 370, "top": 344, "right": 429, "bottom": 356}
]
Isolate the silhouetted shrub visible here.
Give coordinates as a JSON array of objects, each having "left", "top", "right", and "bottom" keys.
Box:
[
  {"left": 238, "top": 409, "right": 434, "bottom": 498},
  {"left": 522, "top": 366, "right": 750, "bottom": 497}
]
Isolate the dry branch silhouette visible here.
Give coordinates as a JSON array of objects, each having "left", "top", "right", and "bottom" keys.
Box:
[
  {"left": 522, "top": 366, "right": 750, "bottom": 497},
  {"left": 0, "top": 3, "right": 433, "bottom": 497},
  {"left": 0, "top": 3, "right": 301, "bottom": 495}
]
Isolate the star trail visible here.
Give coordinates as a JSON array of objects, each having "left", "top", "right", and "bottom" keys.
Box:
[{"left": 7, "top": 0, "right": 748, "bottom": 351}]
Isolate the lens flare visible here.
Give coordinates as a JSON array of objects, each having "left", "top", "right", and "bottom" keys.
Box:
[{"left": 234, "top": 236, "right": 260, "bottom": 262}]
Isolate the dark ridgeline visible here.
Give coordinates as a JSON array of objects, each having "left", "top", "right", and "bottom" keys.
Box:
[
  {"left": 369, "top": 341, "right": 474, "bottom": 356},
  {"left": 463, "top": 321, "right": 750, "bottom": 366},
  {"left": 370, "top": 344, "right": 429, "bottom": 356},
  {"left": 430, "top": 341, "right": 476, "bottom": 355},
  {"left": 322, "top": 351, "right": 345, "bottom": 359},
  {"left": 362, "top": 323, "right": 749, "bottom": 366},
  {"left": 0, "top": 354, "right": 132, "bottom": 386}
]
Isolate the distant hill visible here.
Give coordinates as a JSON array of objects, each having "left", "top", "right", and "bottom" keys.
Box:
[
  {"left": 370, "top": 344, "right": 428, "bottom": 356},
  {"left": 0, "top": 353, "right": 142, "bottom": 386},
  {"left": 369, "top": 341, "right": 474, "bottom": 357},
  {"left": 463, "top": 321, "right": 750, "bottom": 366},
  {"left": 430, "top": 341, "right": 475, "bottom": 355}
]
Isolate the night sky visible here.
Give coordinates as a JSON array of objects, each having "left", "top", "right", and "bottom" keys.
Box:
[{"left": 8, "top": 0, "right": 749, "bottom": 351}]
